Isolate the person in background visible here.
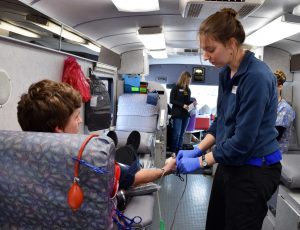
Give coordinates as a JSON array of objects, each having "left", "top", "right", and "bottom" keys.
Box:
[
  {"left": 274, "top": 70, "right": 296, "bottom": 154},
  {"left": 17, "top": 79, "right": 176, "bottom": 190},
  {"left": 176, "top": 8, "right": 282, "bottom": 230},
  {"left": 170, "top": 71, "right": 197, "bottom": 153}
]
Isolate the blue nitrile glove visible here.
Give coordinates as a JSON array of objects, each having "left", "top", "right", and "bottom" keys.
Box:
[
  {"left": 176, "top": 147, "right": 203, "bottom": 163},
  {"left": 177, "top": 157, "right": 201, "bottom": 174}
]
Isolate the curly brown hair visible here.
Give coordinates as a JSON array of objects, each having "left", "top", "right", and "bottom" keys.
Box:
[
  {"left": 274, "top": 69, "right": 286, "bottom": 86},
  {"left": 17, "top": 79, "right": 82, "bottom": 132}
]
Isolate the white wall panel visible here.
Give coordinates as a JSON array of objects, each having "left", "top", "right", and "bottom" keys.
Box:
[
  {"left": 264, "top": 46, "right": 292, "bottom": 82},
  {"left": 0, "top": 37, "right": 93, "bottom": 132}
]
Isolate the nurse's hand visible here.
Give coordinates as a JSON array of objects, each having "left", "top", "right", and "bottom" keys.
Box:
[
  {"left": 177, "top": 157, "right": 201, "bottom": 174},
  {"left": 176, "top": 147, "right": 203, "bottom": 162}
]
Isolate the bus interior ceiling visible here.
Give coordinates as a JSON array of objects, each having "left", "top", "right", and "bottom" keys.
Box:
[{"left": 1, "top": 1, "right": 300, "bottom": 230}]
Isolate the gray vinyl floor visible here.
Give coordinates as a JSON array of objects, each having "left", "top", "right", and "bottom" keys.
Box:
[{"left": 149, "top": 174, "right": 213, "bottom": 230}]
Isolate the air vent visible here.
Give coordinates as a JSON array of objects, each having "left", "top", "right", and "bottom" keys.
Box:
[
  {"left": 187, "top": 4, "right": 203, "bottom": 18},
  {"left": 238, "top": 4, "right": 259, "bottom": 18},
  {"left": 175, "top": 48, "right": 199, "bottom": 56},
  {"left": 179, "top": 0, "right": 265, "bottom": 19},
  {"left": 184, "top": 48, "right": 199, "bottom": 53}
]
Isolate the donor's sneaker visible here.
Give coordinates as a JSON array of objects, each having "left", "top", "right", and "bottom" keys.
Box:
[
  {"left": 126, "top": 130, "right": 141, "bottom": 151},
  {"left": 107, "top": 130, "right": 118, "bottom": 146}
]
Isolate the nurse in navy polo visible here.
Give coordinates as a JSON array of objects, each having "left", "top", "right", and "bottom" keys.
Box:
[{"left": 176, "top": 8, "right": 282, "bottom": 230}]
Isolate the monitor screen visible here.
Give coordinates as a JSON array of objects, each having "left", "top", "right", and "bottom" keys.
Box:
[{"left": 193, "top": 67, "right": 205, "bottom": 82}]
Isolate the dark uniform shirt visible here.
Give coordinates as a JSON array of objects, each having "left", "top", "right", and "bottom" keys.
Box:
[
  {"left": 208, "top": 51, "right": 279, "bottom": 165},
  {"left": 170, "top": 85, "right": 191, "bottom": 118}
]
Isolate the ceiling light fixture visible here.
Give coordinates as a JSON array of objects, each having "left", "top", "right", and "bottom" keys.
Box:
[
  {"left": 149, "top": 49, "right": 168, "bottom": 59},
  {"left": 293, "top": 4, "right": 300, "bottom": 16},
  {"left": 245, "top": 14, "right": 300, "bottom": 47},
  {"left": 0, "top": 20, "right": 40, "bottom": 38},
  {"left": 138, "top": 27, "right": 166, "bottom": 50},
  {"left": 111, "top": 0, "right": 159, "bottom": 12},
  {"left": 33, "top": 21, "right": 85, "bottom": 43},
  {"left": 81, "top": 42, "right": 101, "bottom": 53}
]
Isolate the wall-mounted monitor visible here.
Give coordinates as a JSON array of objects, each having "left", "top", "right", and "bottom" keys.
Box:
[{"left": 193, "top": 67, "right": 205, "bottom": 82}]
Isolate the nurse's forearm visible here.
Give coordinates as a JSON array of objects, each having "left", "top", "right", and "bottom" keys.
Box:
[{"left": 198, "top": 133, "right": 215, "bottom": 152}]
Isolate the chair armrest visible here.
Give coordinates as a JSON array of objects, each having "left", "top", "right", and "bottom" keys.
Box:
[{"left": 157, "top": 109, "right": 167, "bottom": 130}]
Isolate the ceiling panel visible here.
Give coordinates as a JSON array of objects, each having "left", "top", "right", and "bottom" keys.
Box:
[
  {"left": 75, "top": 15, "right": 165, "bottom": 39},
  {"left": 111, "top": 43, "right": 145, "bottom": 54},
  {"left": 13, "top": 0, "right": 300, "bottom": 60},
  {"left": 20, "top": 0, "right": 116, "bottom": 26},
  {"left": 165, "top": 31, "right": 198, "bottom": 41},
  {"left": 271, "top": 39, "right": 300, "bottom": 55},
  {"left": 99, "top": 33, "right": 139, "bottom": 47}
]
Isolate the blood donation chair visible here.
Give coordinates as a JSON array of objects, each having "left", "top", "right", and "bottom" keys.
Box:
[
  {"left": 0, "top": 130, "right": 158, "bottom": 229},
  {"left": 114, "top": 81, "right": 168, "bottom": 229},
  {"left": 0, "top": 130, "right": 115, "bottom": 229},
  {"left": 115, "top": 81, "right": 168, "bottom": 169}
]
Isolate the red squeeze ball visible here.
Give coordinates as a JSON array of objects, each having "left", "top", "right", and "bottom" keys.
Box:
[{"left": 68, "top": 182, "right": 84, "bottom": 211}]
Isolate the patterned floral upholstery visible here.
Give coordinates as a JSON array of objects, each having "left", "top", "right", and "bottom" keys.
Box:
[{"left": 0, "top": 130, "right": 115, "bottom": 229}]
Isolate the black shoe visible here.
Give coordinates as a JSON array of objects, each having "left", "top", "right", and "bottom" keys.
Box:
[
  {"left": 126, "top": 130, "right": 140, "bottom": 151},
  {"left": 115, "top": 145, "right": 137, "bottom": 166},
  {"left": 107, "top": 130, "right": 118, "bottom": 146}
]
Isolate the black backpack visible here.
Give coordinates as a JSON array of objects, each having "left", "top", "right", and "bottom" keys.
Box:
[{"left": 85, "top": 74, "right": 111, "bottom": 131}]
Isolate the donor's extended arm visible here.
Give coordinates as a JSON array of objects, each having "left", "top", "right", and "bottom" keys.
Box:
[{"left": 133, "top": 157, "right": 176, "bottom": 186}]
